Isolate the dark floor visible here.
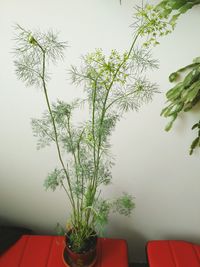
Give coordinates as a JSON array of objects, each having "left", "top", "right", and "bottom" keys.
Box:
[{"left": 130, "top": 263, "right": 148, "bottom": 267}]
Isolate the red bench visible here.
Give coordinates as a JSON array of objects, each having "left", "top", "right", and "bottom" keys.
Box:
[
  {"left": 147, "top": 240, "right": 200, "bottom": 267},
  {"left": 0, "top": 235, "right": 128, "bottom": 267}
]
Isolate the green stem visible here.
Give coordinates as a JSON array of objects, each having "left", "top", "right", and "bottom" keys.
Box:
[
  {"left": 92, "top": 80, "right": 98, "bottom": 170},
  {"left": 40, "top": 50, "right": 77, "bottom": 223},
  {"left": 94, "top": 31, "right": 141, "bottom": 188},
  {"left": 84, "top": 79, "right": 98, "bottom": 228},
  {"left": 77, "top": 130, "right": 85, "bottom": 222},
  {"left": 85, "top": 31, "right": 141, "bottom": 227},
  {"left": 66, "top": 115, "right": 81, "bottom": 226}
]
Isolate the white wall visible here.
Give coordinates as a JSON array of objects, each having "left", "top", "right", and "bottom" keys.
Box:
[{"left": 0, "top": 0, "right": 200, "bottom": 262}]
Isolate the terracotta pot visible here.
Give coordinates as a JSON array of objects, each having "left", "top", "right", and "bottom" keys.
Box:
[{"left": 63, "top": 231, "right": 98, "bottom": 267}]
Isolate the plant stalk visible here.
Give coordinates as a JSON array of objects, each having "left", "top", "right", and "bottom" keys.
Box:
[{"left": 40, "top": 50, "right": 77, "bottom": 223}]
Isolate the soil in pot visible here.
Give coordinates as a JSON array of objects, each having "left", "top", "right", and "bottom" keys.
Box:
[{"left": 63, "top": 230, "right": 98, "bottom": 267}]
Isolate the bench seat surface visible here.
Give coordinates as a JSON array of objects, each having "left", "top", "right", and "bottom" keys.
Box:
[
  {"left": 147, "top": 240, "right": 200, "bottom": 267},
  {"left": 0, "top": 235, "right": 128, "bottom": 267}
]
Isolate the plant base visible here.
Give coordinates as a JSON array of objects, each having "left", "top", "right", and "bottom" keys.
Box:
[{"left": 63, "top": 246, "right": 97, "bottom": 267}]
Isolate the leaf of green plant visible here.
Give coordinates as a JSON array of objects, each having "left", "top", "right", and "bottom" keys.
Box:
[
  {"left": 184, "top": 90, "right": 200, "bottom": 111},
  {"left": 160, "top": 105, "right": 171, "bottom": 116},
  {"left": 183, "top": 102, "right": 194, "bottom": 112},
  {"left": 191, "top": 123, "right": 199, "bottom": 130},
  {"left": 156, "top": 0, "right": 169, "bottom": 10},
  {"left": 161, "top": 104, "right": 174, "bottom": 117},
  {"left": 179, "top": 2, "right": 197, "bottom": 13},
  {"left": 189, "top": 137, "right": 199, "bottom": 155},
  {"left": 181, "top": 80, "right": 200, "bottom": 103},
  {"left": 169, "top": 103, "right": 184, "bottom": 116},
  {"left": 193, "top": 57, "right": 200, "bottom": 64},
  {"left": 170, "top": 0, "right": 188, "bottom": 10},
  {"left": 172, "top": 63, "right": 200, "bottom": 75},
  {"left": 169, "top": 71, "right": 179, "bottom": 82},
  {"left": 182, "top": 68, "right": 200, "bottom": 88},
  {"left": 169, "top": 13, "right": 181, "bottom": 25},
  {"left": 166, "top": 83, "right": 184, "bottom": 101},
  {"left": 165, "top": 114, "right": 177, "bottom": 131}
]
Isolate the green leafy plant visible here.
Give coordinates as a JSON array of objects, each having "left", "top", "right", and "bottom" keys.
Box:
[
  {"left": 133, "top": 3, "right": 174, "bottom": 47},
  {"left": 120, "top": 0, "right": 199, "bottom": 29},
  {"left": 161, "top": 58, "right": 200, "bottom": 154},
  {"left": 157, "top": 0, "right": 200, "bottom": 155},
  {"left": 13, "top": 4, "right": 165, "bottom": 252},
  {"left": 155, "top": 0, "right": 200, "bottom": 27}
]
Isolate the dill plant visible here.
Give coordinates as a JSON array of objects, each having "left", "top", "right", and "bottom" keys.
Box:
[{"left": 13, "top": 4, "right": 166, "bottom": 252}]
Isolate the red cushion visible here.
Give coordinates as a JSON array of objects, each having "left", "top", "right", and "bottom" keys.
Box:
[
  {"left": 147, "top": 240, "right": 200, "bottom": 267},
  {"left": 0, "top": 235, "right": 128, "bottom": 267}
]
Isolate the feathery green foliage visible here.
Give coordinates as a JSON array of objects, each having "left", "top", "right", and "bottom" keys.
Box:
[
  {"left": 133, "top": 3, "right": 174, "bottom": 47},
  {"left": 13, "top": 4, "right": 163, "bottom": 251}
]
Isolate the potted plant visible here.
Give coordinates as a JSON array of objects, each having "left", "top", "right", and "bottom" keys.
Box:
[
  {"left": 13, "top": 4, "right": 170, "bottom": 267},
  {"left": 156, "top": 0, "right": 200, "bottom": 155}
]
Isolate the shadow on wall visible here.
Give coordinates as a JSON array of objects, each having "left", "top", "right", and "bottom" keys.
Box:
[
  {"left": 107, "top": 220, "right": 148, "bottom": 263},
  {"left": 0, "top": 215, "right": 51, "bottom": 235},
  {"left": 0, "top": 216, "right": 14, "bottom": 226}
]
